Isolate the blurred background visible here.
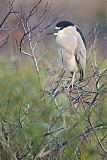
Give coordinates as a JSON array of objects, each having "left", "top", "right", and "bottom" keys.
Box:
[{"left": 0, "top": 0, "right": 107, "bottom": 57}]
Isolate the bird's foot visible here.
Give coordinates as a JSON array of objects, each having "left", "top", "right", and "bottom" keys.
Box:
[{"left": 67, "top": 82, "right": 74, "bottom": 92}]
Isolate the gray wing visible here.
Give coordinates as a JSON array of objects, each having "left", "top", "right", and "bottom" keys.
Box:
[{"left": 75, "top": 31, "right": 86, "bottom": 80}]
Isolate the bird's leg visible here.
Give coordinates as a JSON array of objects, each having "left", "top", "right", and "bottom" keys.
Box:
[
  {"left": 71, "top": 71, "right": 76, "bottom": 89},
  {"left": 67, "top": 72, "right": 76, "bottom": 90}
]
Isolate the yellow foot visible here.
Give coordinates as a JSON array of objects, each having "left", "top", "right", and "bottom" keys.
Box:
[{"left": 67, "top": 83, "right": 74, "bottom": 93}]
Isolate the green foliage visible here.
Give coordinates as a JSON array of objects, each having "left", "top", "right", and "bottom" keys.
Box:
[{"left": 0, "top": 55, "right": 107, "bottom": 160}]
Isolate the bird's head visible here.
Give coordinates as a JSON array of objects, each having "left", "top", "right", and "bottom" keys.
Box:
[{"left": 47, "top": 21, "right": 75, "bottom": 36}]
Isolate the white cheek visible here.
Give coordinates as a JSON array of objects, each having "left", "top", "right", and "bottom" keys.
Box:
[
  {"left": 54, "top": 33, "right": 58, "bottom": 36},
  {"left": 55, "top": 27, "right": 61, "bottom": 30}
]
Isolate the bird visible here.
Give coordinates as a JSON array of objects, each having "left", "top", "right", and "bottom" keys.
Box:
[{"left": 47, "top": 21, "right": 86, "bottom": 89}]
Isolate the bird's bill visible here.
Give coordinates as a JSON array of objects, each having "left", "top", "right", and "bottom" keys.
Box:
[{"left": 46, "top": 28, "right": 58, "bottom": 35}]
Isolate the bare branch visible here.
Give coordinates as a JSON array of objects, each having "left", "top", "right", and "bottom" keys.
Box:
[
  {"left": 0, "top": 35, "right": 9, "bottom": 48},
  {"left": 26, "top": 0, "right": 42, "bottom": 22}
]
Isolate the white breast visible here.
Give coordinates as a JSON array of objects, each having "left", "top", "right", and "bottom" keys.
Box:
[
  {"left": 55, "top": 26, "right": 78, "bottom": 72},
  {"left": 57, "top": 47, "right": 78, "bottom": 72}
]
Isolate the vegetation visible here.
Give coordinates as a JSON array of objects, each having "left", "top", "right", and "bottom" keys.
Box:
[
  {"left": 0, "top": 52, "right": 107, "bottom": 160},
  {"left": 0, "top": 0, "right": 107, "bottom": 160}
]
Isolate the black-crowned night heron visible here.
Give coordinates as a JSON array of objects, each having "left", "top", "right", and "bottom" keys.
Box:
[{"left": 47, "top": 21, "right": 86, "bottom": 89}]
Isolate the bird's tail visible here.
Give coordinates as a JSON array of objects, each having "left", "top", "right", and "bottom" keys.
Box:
[{"left": 79, "top": 69, "right": 84, "bottom": 81}]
